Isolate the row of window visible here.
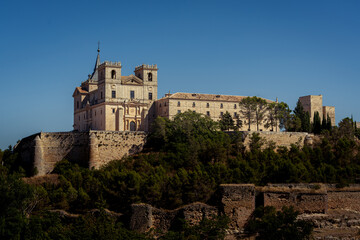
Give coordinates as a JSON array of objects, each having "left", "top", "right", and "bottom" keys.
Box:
[
  {"left": 176, "top": 110, "right": 238, "bottom": 118},
  {"left": 176, "top": 101, "right": 238, "bottom": 109},
  {"left": 111, "top": 90, "right": 153, "bottom": 100}
]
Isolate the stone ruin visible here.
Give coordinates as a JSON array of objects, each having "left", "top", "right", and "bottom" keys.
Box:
[{"left": 130, "top": 184, "right": 360, "bottom": 239}]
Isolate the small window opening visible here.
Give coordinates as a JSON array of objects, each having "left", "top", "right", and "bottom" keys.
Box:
[
  {"left": 234, "top": 104, "right": 237, "bottom": 109},
  {"left": 149, "top": 92, "right": 153, "bottom": 100},
  {"left": 177, "top": 101, "right": 181, "bottom": 107},
  {"left": 207, "top": 111, "right": 210, "bottom": 116},
  {"left": 148, "top": 72, "right": 153, "bottom": 81},
  {"left": 112, "top": 91, "right": 116, "bottom": 98},
  {"left": 220, "top": 103, "right": 223, "bottom": 109},
  {"left": 111, "top": 70, "right": 116, "bottom": 79},
  {"left": 206, "top": 103, "right": 210, "bottom": 108},
  {"left": 130, "top": 90, "right": 135, "bottom": 99},
  {"left": 192, "top": 102, "right": 196, "bottom": 107}
]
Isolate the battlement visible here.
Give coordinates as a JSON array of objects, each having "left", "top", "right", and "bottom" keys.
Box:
[
  {"left": 99, "top": 61, "right": 122, "bottom": 67},
  {"left": 135, "top": 64, "right": 158, "bottom": 71}
]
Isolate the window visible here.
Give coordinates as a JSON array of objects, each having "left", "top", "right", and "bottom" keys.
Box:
[
  {"left": 149, "top": 92, "right": 153, "bottom": 100},
  {"left": 112, "top": 108, "right": 115, "bottom": 114},
  {"left": 111, "top": 70, "right": 116, "bottom": 79},
  {"left": 234, "top": 112, "right": 237, "bottom": 117},
  {"left": 148, "top": 72, "right": 153, "bottom": 81},
  {"left": 220, "top": 103, "right": 223, "bottom": 109},
  {"left": 206, "top": 103, "right": 210, "bottom": 108},
  {"left": 130, "top": 90, "right": 135, "bottom": 99},
  {"left": 206, "top": 111, "right": 210, "bottom": 116},
  {"left": 112, "top": 91, "right": 116, "bottom": 98},
  {"left": 234, "top": 104, "right": 237, "bottom": 109},
  {"left": 220, "top": 112, "right": 223, "bottom": 117},
  {"left": 178, "top": 110, "right": 181, "bottom": 114},
  {"left": 192, "top": 102, "right": 196, "bottom": 107},
  {"left": 177, "top": 101, "right": 181, "bottom": 107}
]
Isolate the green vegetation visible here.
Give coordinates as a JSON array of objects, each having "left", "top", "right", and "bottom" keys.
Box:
[
  {"left": 2, "top": 110, "right": 360, "bottom": 239},
  {"left": 246, "top": 206, "right": 313, "bottom": 240}
]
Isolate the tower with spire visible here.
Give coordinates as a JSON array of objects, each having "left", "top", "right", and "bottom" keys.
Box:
[{"left": 72, "top": 47, "right": 158, "bottom": 132}]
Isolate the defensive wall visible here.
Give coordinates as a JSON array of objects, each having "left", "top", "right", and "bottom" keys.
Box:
[
  {"left": 15, "top": 131, "right": 146, "bottom": 175},
  {"left": 15, "top": 131, "right": 313, "bottom": 176},
  {"left": 130, "top": 184, "right": 360, "bottom": 239}
]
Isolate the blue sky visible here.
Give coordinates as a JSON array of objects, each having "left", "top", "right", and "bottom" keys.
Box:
[{"left": 1, "top": 0, "right": 360, "bottom": 149}]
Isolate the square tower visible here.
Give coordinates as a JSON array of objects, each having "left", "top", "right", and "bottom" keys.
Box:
[{"left": 299, "top": 95, "right": 323, "bottom": 122}]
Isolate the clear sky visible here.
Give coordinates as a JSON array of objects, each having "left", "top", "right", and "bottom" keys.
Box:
[{"left": 1, "top": 0, "right": 360, "bottom": 149}]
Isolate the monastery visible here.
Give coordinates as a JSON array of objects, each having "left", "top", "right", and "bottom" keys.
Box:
[{"left": 73, "top": 49, "right": 335, "bottom": 132}]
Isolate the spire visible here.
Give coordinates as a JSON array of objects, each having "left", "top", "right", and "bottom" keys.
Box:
[{"left": 90, "top": 42, "right": 100, "bottom": 81}]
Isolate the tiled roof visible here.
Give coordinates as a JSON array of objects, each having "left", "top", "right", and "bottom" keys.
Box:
[
  {"left": 161, "top": 92, "right": 273, "bottom": 103},
  {"left": 75, "top": 87, "right": 88, "bottom": 94}
]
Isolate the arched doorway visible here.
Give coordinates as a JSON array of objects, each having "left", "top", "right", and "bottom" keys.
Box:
[{"left": 130, "top": 121, "right": 136, "bottom": 131}]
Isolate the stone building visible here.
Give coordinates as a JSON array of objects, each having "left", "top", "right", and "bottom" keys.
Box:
[
  {"left": 156, "top": 92, "right": 277, "bottom": 131},
  {"left": 73, "top": 48, "right": 157, "bottom": 131},
  {"left": 298, "top": 95, "right": 335, "bottom": 126}
]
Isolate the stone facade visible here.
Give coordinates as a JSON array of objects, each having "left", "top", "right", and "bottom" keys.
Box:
[
  {"left": 156, "top": 92, "right": 278, "bottom": 132},
  {"left": 73, "top": 49, "right": 157, "bottom": 132},
  {"left": 298, "top": 95, "right": 335, "bottom": 126}
]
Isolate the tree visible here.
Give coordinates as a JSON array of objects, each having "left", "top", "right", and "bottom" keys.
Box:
[
  {"left": 219, "top": 111, "right": 234, "bottom": 131},
  {"left": 312, "top": 111, "right": 321, "bottom": 134},
  {"left": 265, "top": 102, "right": 291, "bottom": 131},
  {"left": 246, "top": 206, "right": 313, "bottom": 240},
  {"left": 292, "top": 101, "right": 311, "bottom": 132},
  {"left": 239, "top": 97, "right": 256, "bottom": 131},
  {"left": 239, "top": 97, "right": 268, "bottom": 131}
]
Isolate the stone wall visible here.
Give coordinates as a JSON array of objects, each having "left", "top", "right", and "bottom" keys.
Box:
[
  {"left": 260, "top": 184, "right": 328, "bottom": 214},
  {"left": 327, "top": 185, "right": 360, "bottom": 212},
  {"left": 15, "top": 131, "right": 146, "bottom": 176},
  {"left": 242, "top": 131, "right": 313, "bottom": 150},
  {"left": 130, "top": 202, "right": 218, "bottom": 235}
]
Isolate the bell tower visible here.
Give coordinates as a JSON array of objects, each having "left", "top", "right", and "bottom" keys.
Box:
[{"left": 134, "top": 64, "right": 158, "bottom": 102}]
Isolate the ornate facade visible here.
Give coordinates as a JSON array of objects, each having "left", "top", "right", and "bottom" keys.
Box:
[{"left": 73, "top": 49, "right": 157, "bottom": 131}]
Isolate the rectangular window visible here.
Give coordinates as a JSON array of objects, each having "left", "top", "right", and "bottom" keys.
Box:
[
  {"left": 220, "top": 112, "right": 223, "bottom": 117},
  {"left": 149, "top": 92, "right": 153, "bottom": 100},
  {"left": 112, "top": 91, "right": 116, "bottom": 98},
  {"left": 112, "top": 108, "right": 115, "bottom": 114},
  {"left": 220, "top": 103, "right": 223, "bottom": 109},
  {"left": 206, "top": 111, "right": 210, "bottom": 116},
  {"left": 234, "top": 112, "right": 237, "bottom": 117},
  {"left": 206, "top": 103, "right": 210, "bottom": 108},
  {"left": 178, "top": 110, "right": 181, "bottom": 114},
  {"left": 177, "top": 101, "right": 181, "bottom": 107},
  {"left": 130, "top": 90, "right": 135, "bottom": 99},
  {"left": 234, "top": 104, "right": 237, "bottom": 109},
  {"left": 192, "top": 102, "right": 196, "bottom": 107}
]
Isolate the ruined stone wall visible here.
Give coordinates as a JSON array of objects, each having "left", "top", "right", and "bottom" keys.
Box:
[
  {"left": 15, "top": 131, "right": 146, "bottom": 176},
  {"left": 130, "top": 202, "right": 218, "bottom": 234},
  {"left": 242, "top": 131, "right": 313, "bottom": 150},
  {"left": 261, "top": 184, "right": 328, "bottom": 214},
  {"left": 327, "top": 185, "right": 360, "bottom": 212}
]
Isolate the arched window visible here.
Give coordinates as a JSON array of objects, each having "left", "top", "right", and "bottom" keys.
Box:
[
  {"left": 111, "top": 70, "right": 116, "bottom": 79},
  {"left": 148, "top": 72, "right": 153, "bottom": 81},
  {"left": 130, "top": 121, "right": 136, "bottom": 131}
]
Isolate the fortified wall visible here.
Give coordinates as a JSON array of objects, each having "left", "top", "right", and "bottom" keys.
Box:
[
  {"left": 130, "top": 184, "right": 360, "bottom": 239},
  {"left": 16, "top": 131, "right": 313, "bottom": 176},
  {"left": 15, "top": 131, "right": 146, "bottom": 175}
]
